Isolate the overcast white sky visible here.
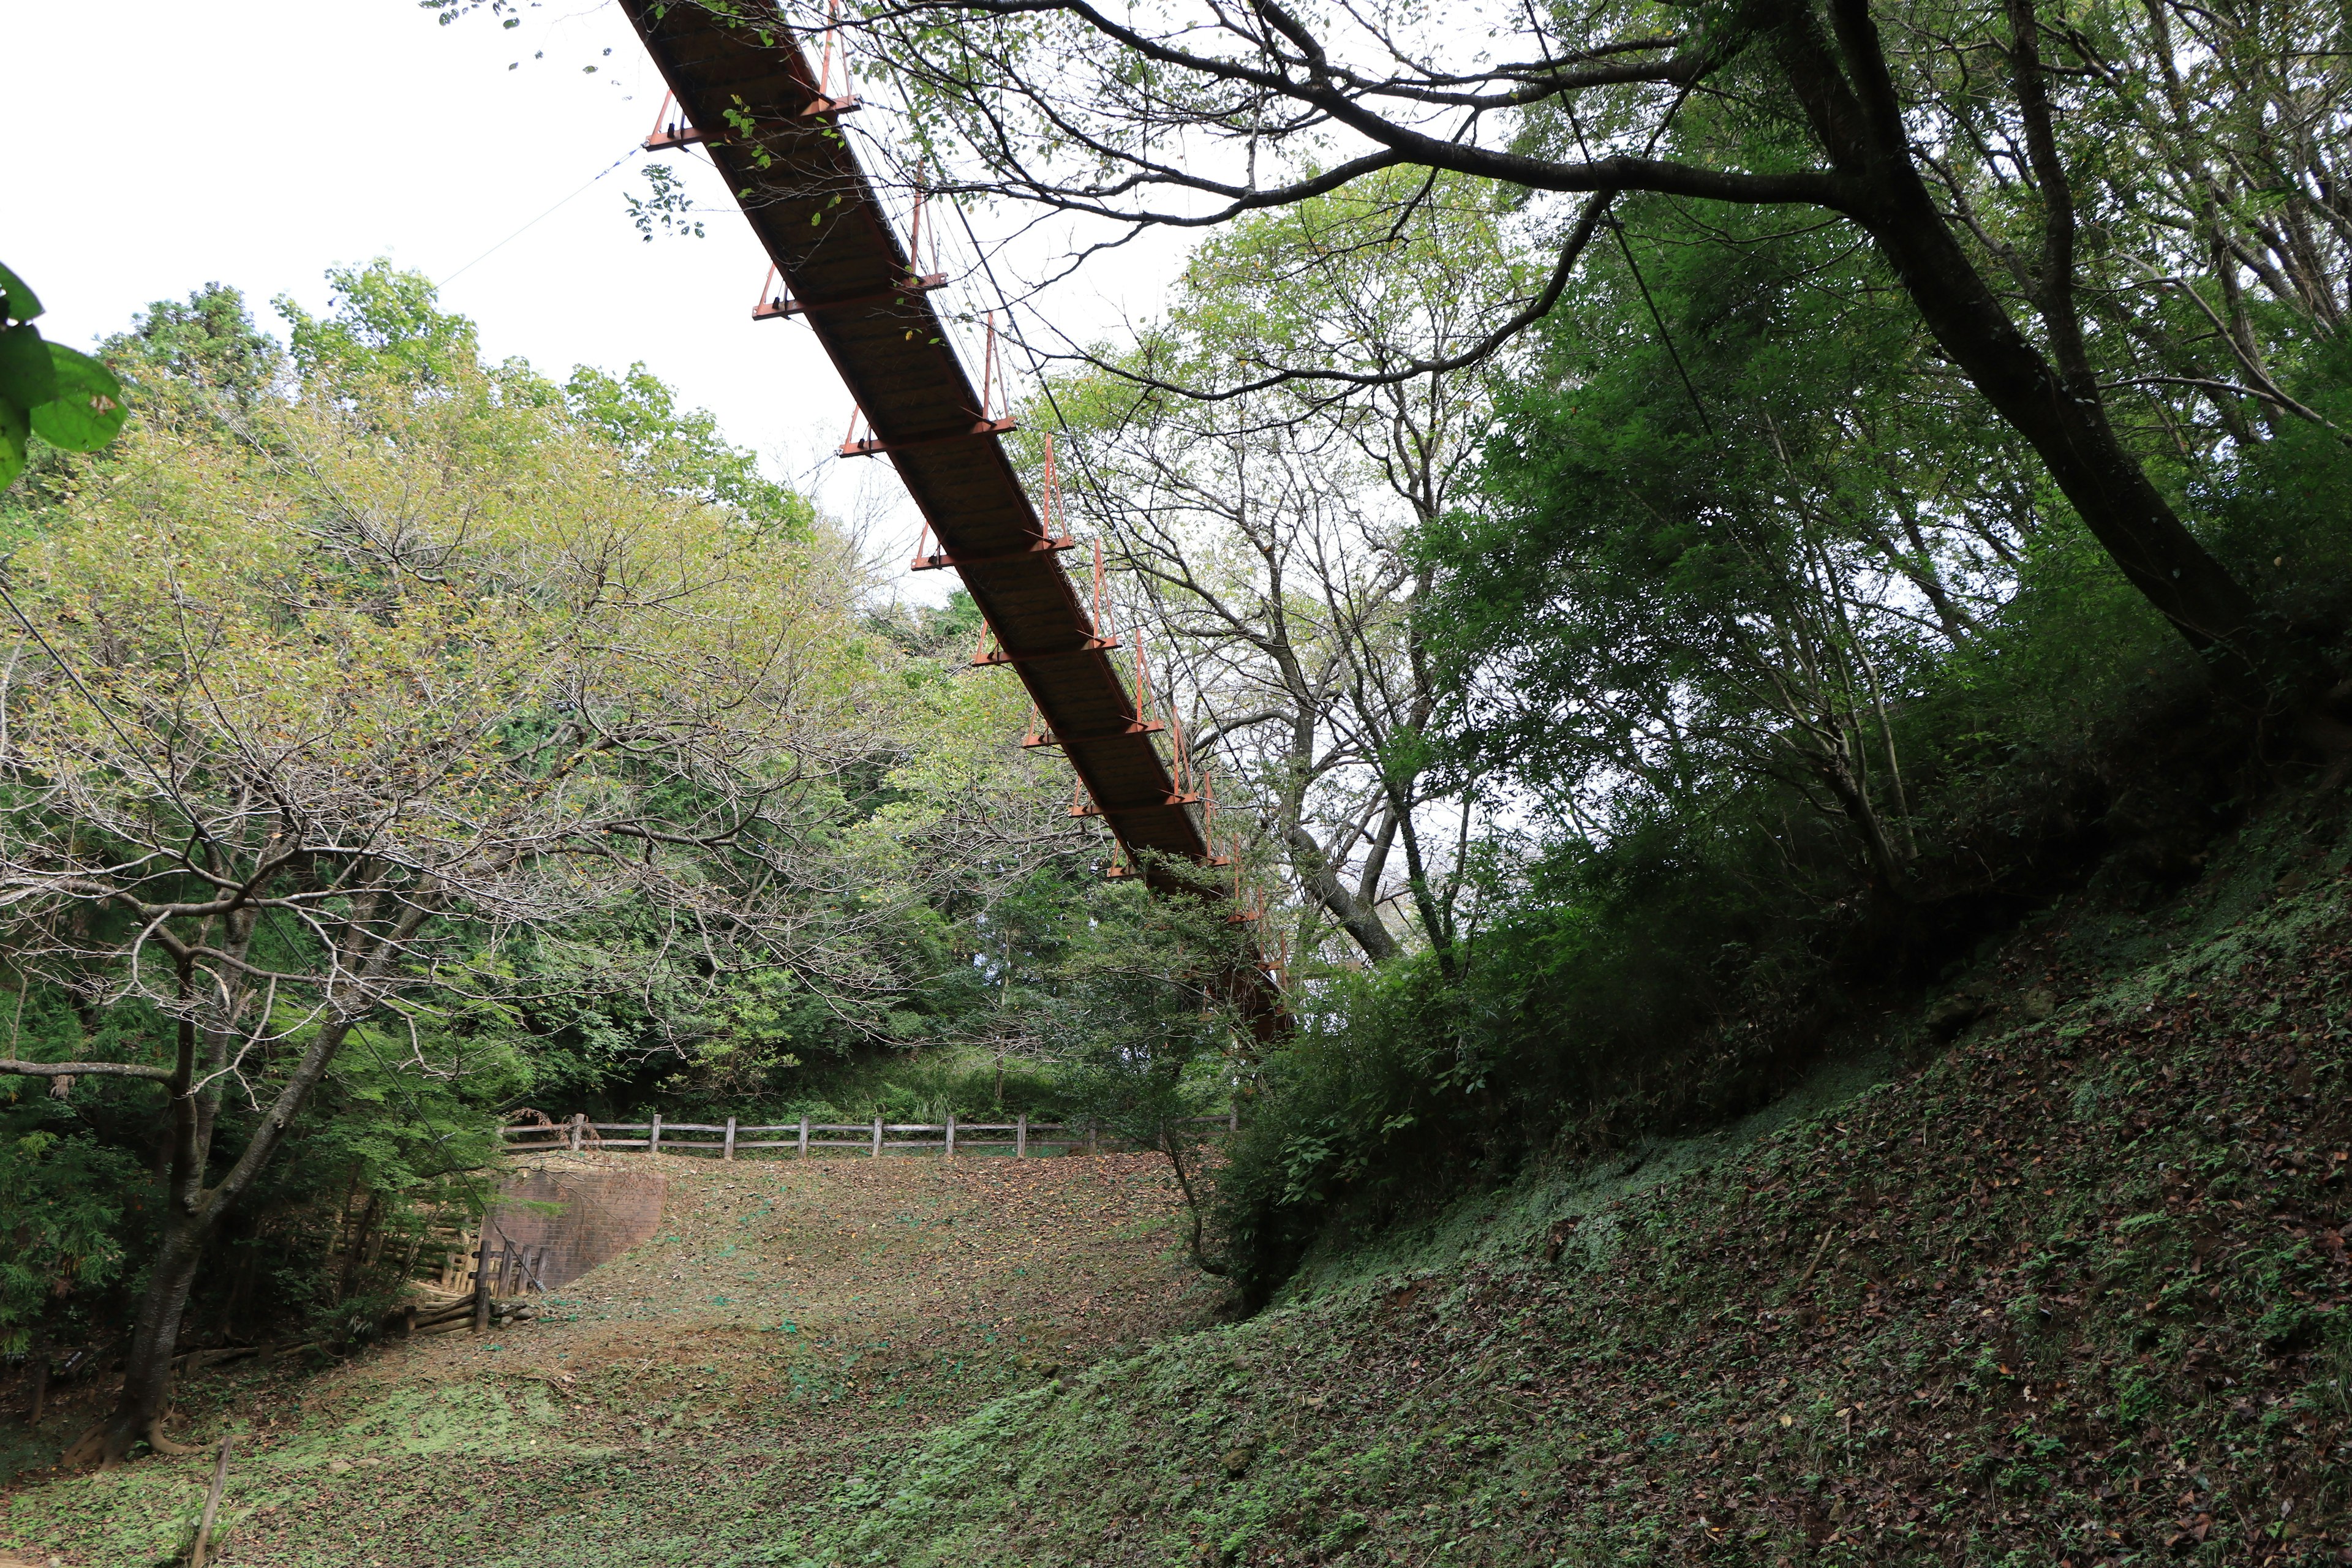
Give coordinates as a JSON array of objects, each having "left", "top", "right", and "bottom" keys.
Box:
[{"left": 9, "top": 1, "right": 1163, "bottom": 591}]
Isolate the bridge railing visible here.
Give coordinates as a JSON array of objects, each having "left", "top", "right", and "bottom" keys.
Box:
[{"left": 498, "top": 1110, "right": 1238, "bottom": 1161}]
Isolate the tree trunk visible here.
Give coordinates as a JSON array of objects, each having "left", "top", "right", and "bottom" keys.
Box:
[
  {"left": 67, "top": 938, "right": 260, "bottom": 1466},
  {"left": 74, "top": 894, "right": 435, "bottom": 1466},
  {"left": 1773, "top": 0, "right": 2330, "bottom": 722},
  {"left": 337, "top": 1189, "right": 382, "bottom": 1307},
  {"left": 1384, "top": 781, "right": 1458, "bottom": 974},
  {"left": 70, "top": 1207, "right": 212, "bottom": 1465},
  {"left": 1157, "top": 1128, "right": 1229, "bottom": 1278},
  {"left": 26, "top": 1323, "right": 48, "bottom": 1425},
  {"left": 1284, "top": 825, "right": 1398, "bottom": 962}
]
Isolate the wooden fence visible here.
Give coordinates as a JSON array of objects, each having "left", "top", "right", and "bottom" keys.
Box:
[{"left": 498, "top": 1110, "right": 1237, "bottom": 1161}]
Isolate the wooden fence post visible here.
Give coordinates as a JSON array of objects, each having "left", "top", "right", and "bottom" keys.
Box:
[
  {"left": 471, "top": 1237, "right": 491, "bottom": 1333},
  {"left": 570, "top": 1113, "right": 584, "bottom": 1153},
  {"left": 1016, "top": 1113, "right": 1027, "bottom": 1159},
  {"left": 649, "top": 1113, "right": 663, "bottom": 1157},
  {"left": 870, "top": 1115, "right": 883, "bottom": 1157},
  {"left": 724, "top": 1117, "right": 737, "bottom": 1161},
  {"left": 799, "top": 1115, "right": 810, "bottom": 1158},
  {"left": 944, "top": 1112, "right": 956, "bottom": 1159},
  {"left": 189, "top": 1433, "right": 233, "bottom": 1568},
  {"left": 1229, "top": 1103, "right": 1238, "bottom": 1134},
  {"left": 1087, "top": 1119, "right": 1098, "bottom": 1157}
]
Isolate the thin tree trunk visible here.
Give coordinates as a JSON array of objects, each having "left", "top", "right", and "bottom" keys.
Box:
[
  {"left": 1158, "top": 1129, "right": 1228, "bottom": 1278},
  {"left": 86, "top": 1209, "right": 211, "bottom": 1464},
  {"left": 1387, "top": 786, "right": 1457, "bottom": 973},
  {"left": 72, "top": 895, "right": 437, "bottom": 1466},
  {"left": 1354, "top": 804, "right": 1402, "bottom": 910},
  {"left": 1880, "top": 510, "right": 1980, "bottom": 647},
  {"left": 1284, "top": 825, "right": 1398, "bottom": 962},
  {"left": 337, "top": 1190, "right": 383, "bottom": 1307},
  {"left": 26, "top": 1324, "right": 48, "bottom": 1426}
]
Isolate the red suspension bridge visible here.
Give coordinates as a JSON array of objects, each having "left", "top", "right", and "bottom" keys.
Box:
[{"left": 615, "top": 0, "right": 1283, "bottom": 1019}]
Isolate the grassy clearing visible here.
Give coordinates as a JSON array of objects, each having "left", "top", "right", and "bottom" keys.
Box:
[{"left": 0, "top": 1152, "right": 1210, "bottom": 1566}]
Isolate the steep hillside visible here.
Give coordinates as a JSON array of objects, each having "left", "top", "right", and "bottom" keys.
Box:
[
  {"left": 797, "top": 805, "right": 2352, "bottom": 1566},
  {"left": 0, "top": 1153, "right": 1208, "bottom": 1566}
]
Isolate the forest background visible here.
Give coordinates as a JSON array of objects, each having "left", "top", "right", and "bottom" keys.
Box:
[{"left": 9, "top": 0, "right": 2352, "bottom": 1467}]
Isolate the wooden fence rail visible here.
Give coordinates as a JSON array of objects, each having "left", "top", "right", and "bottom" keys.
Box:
[{"left": 498, "top": 1110, "right": 1238, "bottom": 1161}]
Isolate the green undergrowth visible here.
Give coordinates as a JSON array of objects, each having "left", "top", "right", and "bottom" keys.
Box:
[{"left": 784, "top": 802, "right": 2352, "bottom": 1566}]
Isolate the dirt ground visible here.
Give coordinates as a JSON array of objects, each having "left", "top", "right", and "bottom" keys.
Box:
[{"left": 0, "top": 1148, "right": 1216, "bottom": 1567}]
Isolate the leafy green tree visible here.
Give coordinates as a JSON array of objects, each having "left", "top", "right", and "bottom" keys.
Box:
[
  {"left": 0, "top": 266, "right": 878, "bottom": 1467},
  {"left": 835, "top": 0, "right": 2352, "bottom": 736},
  {"left": 277, "top": 258, "right": 489, "bottom": 390},
  {"left": 1042, "top": 875, "right": 1248, "bottom": 1276},
  {"left": 1044, "top": 171, "right": 1521, "bottom": 968},
  {"left": 0, "top": 1124, "right": 139, "bottom": 1352},
  {"left": 1430, "top": 200, "right": 2038, "bottom": 892},
  {"left": 104, "top": 282, "right": 281, "bottom": 412},
  {"left": 565, "top": 361, "right": 813, "bottom": 533}
]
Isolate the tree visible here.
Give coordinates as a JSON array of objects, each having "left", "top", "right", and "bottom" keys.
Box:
[
  {"left": 1043, "top": 879, "right": 1245, "bottom": 1278},
  {"left": 1430, "top": 197, "right": 2039, "bottom": 894},
  {"left": 564, "top": 361, "right": 816, "bottom": 533},
  {"left": 1044, "top": 172, "right": 1519, "bottom": 965},
  {"left": 0, "top": 276, "right": 876, "bottom": 1465},
  {"left": 820, "top": 0, "right": 2352, "bottom": 735}
]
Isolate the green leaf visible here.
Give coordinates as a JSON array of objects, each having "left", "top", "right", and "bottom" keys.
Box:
[
  {"left": 0, "top": 399, "right": 28, "bottom": 492},
  {"left": 29, "top": 345, "right": 127, "bottom": 452},
  {"left": 0, "top": 263, "right": 43, "bottom": 325},
  {"left": 0, "top": 325, "right": 58, "bottom": 410}
]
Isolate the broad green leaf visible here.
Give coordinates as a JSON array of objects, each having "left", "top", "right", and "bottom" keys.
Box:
[
  {"left": 29, "top": 344, "right": 126, "bottom": 452},
  {"left": 0, "top": 325, "right": 58, "bottom": 411},
  {"left": 0, "top": 263, "right": 42, "bottom": 325},
  {"left": 0, "top": 399, "right": 27, "bottom": 491}
]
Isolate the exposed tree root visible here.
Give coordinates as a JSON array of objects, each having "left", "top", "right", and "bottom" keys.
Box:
[
  {"left": 143, "top": 1418, "right": 200, "bottom": 1456},
  {"left": 56, "top": 1423, "right": 107, "bottom": 1471}
]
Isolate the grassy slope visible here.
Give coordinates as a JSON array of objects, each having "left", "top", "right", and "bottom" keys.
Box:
[
  {"left": 0, "top": 1152, "right": 1211, "bottom": 1566},
  {"left": 804, "top": 804, "right": 2352, "bottom": 1567}
]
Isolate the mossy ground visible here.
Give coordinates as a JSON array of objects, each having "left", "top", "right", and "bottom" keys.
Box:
[{"left": 8, "top": 807, "right": 2352, "bottom": 1566}]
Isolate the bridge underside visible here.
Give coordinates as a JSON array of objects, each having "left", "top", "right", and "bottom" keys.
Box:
[{"left": 616, "top": 0, "right": 1280, "bottom": 1023}]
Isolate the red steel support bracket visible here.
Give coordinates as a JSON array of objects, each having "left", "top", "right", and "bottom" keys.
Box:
[
  {"left": 1022, "top": 720, "right": 1165, "bottom": 748},
  {"left": 1092, "top": 793, "right": 1206, "bottom": 813},
  {"left": 841, "top": 417, "right": 1017, "bottom": 458},
  {"left": 760, "top": 273, "right": 949, "bottom": 322},
  {"left": 973, "top": 636, "right": 1120, "bottom": 668},
  {"left": 910, "top": 537, "right": 1075, "bottom": 571},
  {"left": 644, "top": 91, "right": 707, "bottom": 151}
]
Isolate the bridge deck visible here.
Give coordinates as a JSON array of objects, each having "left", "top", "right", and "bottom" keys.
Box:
[{"left": 616, "top": 1, "right": 1239, "bottom": 891}]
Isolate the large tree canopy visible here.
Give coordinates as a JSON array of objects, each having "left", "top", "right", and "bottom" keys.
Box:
[{"left": 758, "top": 0, "right": 2352, "bottom": 728}]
